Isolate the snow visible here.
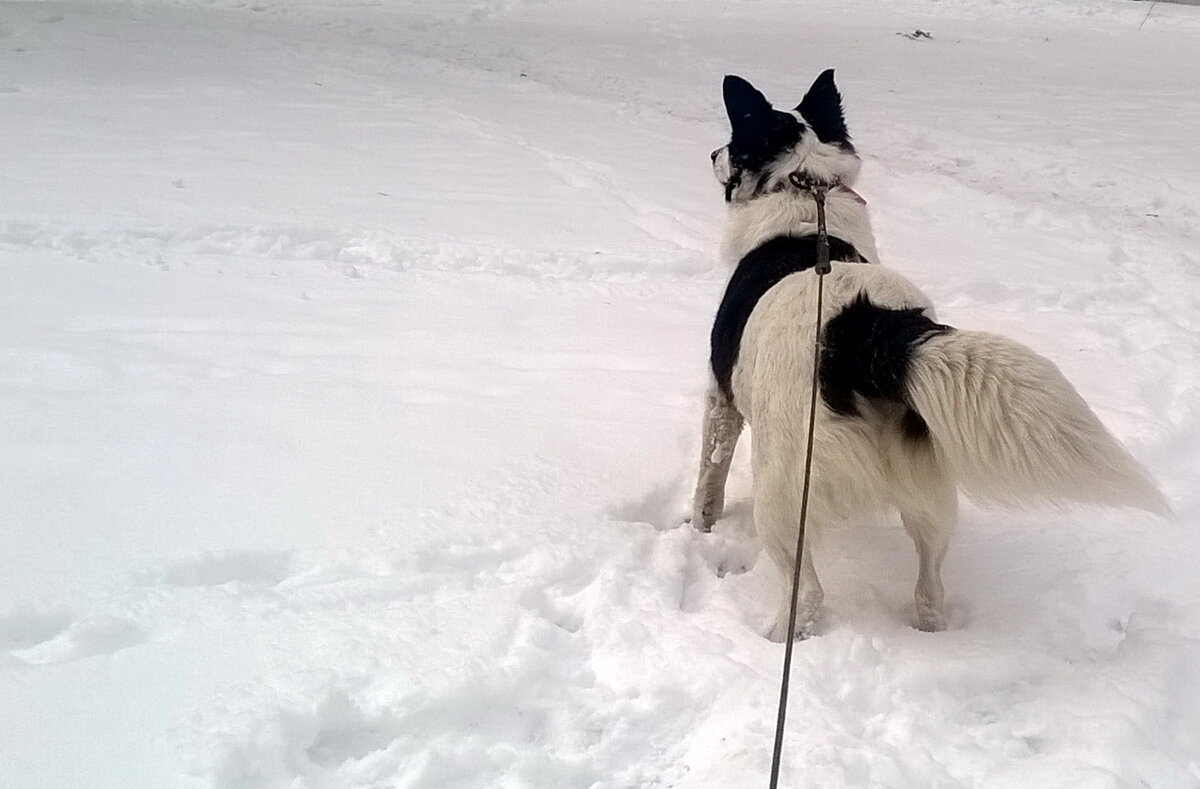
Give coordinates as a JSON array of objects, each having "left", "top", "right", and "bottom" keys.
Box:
[{"left": 1, "top": 0, "right": 1199, "bottom": 786}]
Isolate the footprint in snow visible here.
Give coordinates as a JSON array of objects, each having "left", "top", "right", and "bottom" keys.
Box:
[
  {"left": 0, "top": 605, "right": 74, "bottom": 651},
  {"left": 303, "top": 690, "right": 402, "bottom": 768},
  {"left": 3, "top": 609, "right": 145, "bottom": 666},
  {"left": 203, "top": 687, "right": 404, "bottom": 785},
  {"left": 153, "top": 549, "right": 295, "bottom": 588}
]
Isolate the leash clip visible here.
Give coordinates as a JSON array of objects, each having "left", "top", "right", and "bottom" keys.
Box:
[{"left": 788, "top": 172, "right": 833, "bottom": 275}]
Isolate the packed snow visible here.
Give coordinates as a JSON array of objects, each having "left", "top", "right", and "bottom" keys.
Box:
[{"left": 2, "top": 0, "right": 1199, "bottom": 786}]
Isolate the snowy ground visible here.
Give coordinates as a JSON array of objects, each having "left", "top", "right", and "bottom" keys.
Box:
[{"left": 2, "top": 0, "right": 1200, "bottom": 786}]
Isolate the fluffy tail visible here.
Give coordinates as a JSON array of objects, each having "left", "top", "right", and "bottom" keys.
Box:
[{"left": 905, "top": 330, "right": 1169, "bottom": 515}]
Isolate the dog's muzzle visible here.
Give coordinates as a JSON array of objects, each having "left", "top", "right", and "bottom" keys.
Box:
[
  {"left": 711, "top": 146, "right": 742, "bottom": 201},
  {"left": 711, "top": 146, "right": 733, "bottom": 185}
]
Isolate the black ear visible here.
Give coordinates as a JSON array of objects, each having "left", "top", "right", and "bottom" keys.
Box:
[
  {"left": 797, "top": 69, "right": 850, "bottom": 146},
  {"left": 723, "top": 75, "right": 773, "bottom": 137}
]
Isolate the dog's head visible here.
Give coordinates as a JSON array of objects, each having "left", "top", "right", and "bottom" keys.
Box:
[{"left": 713, "top": 70, "right": 861, "bottom": 203}]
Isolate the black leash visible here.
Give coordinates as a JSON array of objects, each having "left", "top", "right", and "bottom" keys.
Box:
[{"left": 768, "top": 173, "right": 834, "bottom": 789}]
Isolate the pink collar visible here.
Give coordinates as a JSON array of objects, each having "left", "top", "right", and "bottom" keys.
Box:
[{"left": 836, "top": 184, "right": 868, "bottom": 206}]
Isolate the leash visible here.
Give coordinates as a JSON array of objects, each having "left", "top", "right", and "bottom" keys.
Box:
[{"left": 767, "top": 172, "right": 833, "bottom": 789}]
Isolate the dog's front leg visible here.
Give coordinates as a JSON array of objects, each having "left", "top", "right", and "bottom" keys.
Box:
[{"left": 691, "top": 382, "right": 744, "bottom": 532}]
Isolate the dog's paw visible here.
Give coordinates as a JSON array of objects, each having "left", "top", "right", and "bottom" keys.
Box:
[
  {"left": 914, "top": 605, "right": 947, "bottom": 633},
  {"left": 688, "top": 508, "right": 717, "bottom": 533},
  {"left": 765, "top": 606, "right": 820, "bottom": 642}
]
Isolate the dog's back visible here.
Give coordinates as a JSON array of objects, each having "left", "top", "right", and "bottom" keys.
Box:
[{"left": 736, "top": 261, "right": 1167, "bottom": 518}]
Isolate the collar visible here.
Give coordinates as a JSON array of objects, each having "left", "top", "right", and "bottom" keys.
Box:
[
  {"left": 837, "top": 184, "right": 868, "bottom": 206},
  {"left": 787, "top": 171, "right": 867, "bottom": 206}
]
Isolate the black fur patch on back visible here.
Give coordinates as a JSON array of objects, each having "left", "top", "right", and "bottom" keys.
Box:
[
  {"left": 711, "top": 235, "right": 863, "bottom": 401},
  {"left": 900, "top": 407, "right": 931, "bottom": 440},
  {"left": 820, "top": 294, "right": 951, "bottom": 416}
]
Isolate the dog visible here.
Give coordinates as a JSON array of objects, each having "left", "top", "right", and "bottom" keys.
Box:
[{"left": 692, "top": 70, "right": 1169, "bottom": 641}]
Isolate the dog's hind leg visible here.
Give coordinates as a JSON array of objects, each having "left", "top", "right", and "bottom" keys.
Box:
[
  {"left": 691, "top": 383, "right": 743, "bottom": 532},
  {"left": 764, "top": 535, "right": 823, "bottom": 642},
  {"left": 755, "top": 465, "right": 824, "bottom": 641},
  {"left": 898, "top": 476, "right": 956, "bottom": 633}
]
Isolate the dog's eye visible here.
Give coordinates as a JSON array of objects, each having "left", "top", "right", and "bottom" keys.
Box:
[{"left": 711, "top": 149, "right": 720, "bottom": 162}]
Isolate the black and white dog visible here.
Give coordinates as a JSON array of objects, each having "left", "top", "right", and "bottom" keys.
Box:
[{"left": 692, "top": 71, "right": 1168, "bottom": 640}]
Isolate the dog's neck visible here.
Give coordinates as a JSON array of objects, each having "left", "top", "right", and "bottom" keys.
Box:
[{"left": 720, "top": 188, "right": 880, "bottom": 268}]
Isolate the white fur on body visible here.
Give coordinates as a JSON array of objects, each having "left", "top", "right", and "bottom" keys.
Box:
[
  {"left": 721, "top": 189, "right": 880, "bottom": 268},
  {"left": 695, "top": 148, "right": 1167, "bottom": 640}
]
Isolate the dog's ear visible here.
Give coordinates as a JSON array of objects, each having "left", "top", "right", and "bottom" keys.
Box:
[
  {"left": 797, "top": 69, "right": 850, "bottom": 146},
  {"left": 723, "top": 74, "right": 773, "bottom": 137}
]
